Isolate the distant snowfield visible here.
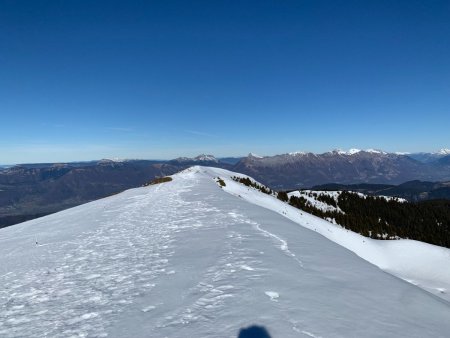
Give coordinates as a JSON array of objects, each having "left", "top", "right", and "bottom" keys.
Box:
[{"left": 0, "top": 166, "right": 449, "bottom": 337}]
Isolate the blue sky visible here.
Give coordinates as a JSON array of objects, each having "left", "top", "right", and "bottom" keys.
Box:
[{"left": 1, "top": 0, "right": 449, "bottom": 163}]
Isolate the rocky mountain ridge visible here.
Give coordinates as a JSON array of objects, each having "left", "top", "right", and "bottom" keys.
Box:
[{"left": 233, "top": 150, "right": 450, "bottom": 189}]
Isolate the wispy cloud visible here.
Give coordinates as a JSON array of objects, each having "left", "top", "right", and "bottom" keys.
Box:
[
  {"left": 41, "top": 122, "right": 65, "bottom": 128},
  {"left": 184, "top": 129, "right": 216, "bottom": 138},
  {"left": 106, "top": 127, "right": 134, "bottom": 132}
]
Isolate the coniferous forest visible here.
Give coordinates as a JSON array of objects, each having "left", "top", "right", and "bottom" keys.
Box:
[
  {"left": 233, "top": 175, "right": 450, "bottom": 248},
  {"left": 288, "top": 191, "right": 450, "bottom": 248}
]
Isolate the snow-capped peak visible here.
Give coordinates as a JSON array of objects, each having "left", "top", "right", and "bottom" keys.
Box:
[
  {"left": 331, "top": 149, "right": 349, "bottom": 155},
  {"left": 288, "top": 151, "right": 307, "bottom": 156},
  {"left": 330, "top": 148, "right": 387, "bottom": 155},
  {"left": 193, "top": 154, "right": 218, "bottom": 162},
  {"left": 348, "top": 148, "right": 362, "bottom": 155},
  {"left": 329, "top": 148, "right": 360, "bottom": 155},
  {"left": 248, "top": 153, "right": 263, "bottom": 158},
  {"left": 172, "top": 154, "right": 218, "bottom": 163},
  {"left": 365, "top": 148, "right": 387, "bottom": 154}
]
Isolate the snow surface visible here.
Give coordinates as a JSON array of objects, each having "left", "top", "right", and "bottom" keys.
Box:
[{"left": 1, "top": 166, "right": 449, "bottom": 337}]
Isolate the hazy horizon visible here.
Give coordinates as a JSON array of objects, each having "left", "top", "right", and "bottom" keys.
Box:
[{"left": 2, "top": 147, "right": 450, "bottom": 166}]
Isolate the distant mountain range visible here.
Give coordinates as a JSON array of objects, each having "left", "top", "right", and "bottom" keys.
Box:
[
  {"left": 168, "top": 154, "right": 222, "bottom": 166},
  {"left": 232, "top": 149, "right": 450, "bottom": 189},
  {"left": 406, "top": 148, "right": 450, "bottom": 163},
  {"left": 1, "top": 149, "right": 450, "bottom": 227}
]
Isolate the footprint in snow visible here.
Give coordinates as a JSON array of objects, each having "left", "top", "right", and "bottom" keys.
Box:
[
  {"left": 265, "top": 291, "right": 279, "bottom": 301},
  {"left": 141, "top": 305, "right": 156, "bottom": 312}
]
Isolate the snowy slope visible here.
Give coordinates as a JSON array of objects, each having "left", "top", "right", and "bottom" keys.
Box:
[
  {"left": 218, "top": 169, "right": 450, "bottom": 302},
  {"left": 0, "top": 167, "right": 449, "bottom": 337}
]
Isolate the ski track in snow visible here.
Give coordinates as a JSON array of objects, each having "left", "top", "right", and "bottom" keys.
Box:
[{"left": 228, "top": 211, "right": 304, "bottom": 268}]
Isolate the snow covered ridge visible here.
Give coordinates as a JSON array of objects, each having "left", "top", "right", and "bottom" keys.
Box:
[
  {"left": 1, "top": 166, "right": 450, "bottom": 337},
  {"left": 247, "top": 148, "right": 450, "bottom": 157},
  {"left": 247, "top": 152, "right": 263, "bottom": 158},
  {"left": 249, "top": 148, "right": 391, "bottom": 157},
  {"left": 247, "top": 149, "right": 392, "bottom": 158},
  {"left": 194, "top": 154, "right": 218, "bottom": 162},
  {"left": 244, "top": 149, "right": 394, "bottom": 159},
  {"left": 331, "top": 148, "right": 388, "bottom": 155},
  {"left": 287, "top": 151, "right": 307, "bottom": 156},
  {"left": 172, "top": 154, "right": 219, "bottom": 163}
]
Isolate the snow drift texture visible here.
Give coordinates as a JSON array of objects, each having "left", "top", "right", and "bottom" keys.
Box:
[{"left": 0, "top": 166, "right": 449, "bottom": 337}]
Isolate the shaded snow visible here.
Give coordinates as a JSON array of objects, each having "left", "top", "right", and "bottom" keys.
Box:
[{"left": 0, "top": 166, "right": 449, "bottom": 337}]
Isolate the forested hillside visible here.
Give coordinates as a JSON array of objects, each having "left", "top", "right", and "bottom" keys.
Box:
[{"left": 287, "top": 190, "right": 450, "bottom": 248}]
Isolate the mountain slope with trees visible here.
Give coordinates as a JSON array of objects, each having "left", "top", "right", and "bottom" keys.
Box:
[{"left": 287, "top": 190, "right": 450, "bottom": 248}]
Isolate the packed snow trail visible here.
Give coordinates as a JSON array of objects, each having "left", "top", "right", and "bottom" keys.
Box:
[{"left": 0, "top": 167, "right": 449, "bottom": 337}]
